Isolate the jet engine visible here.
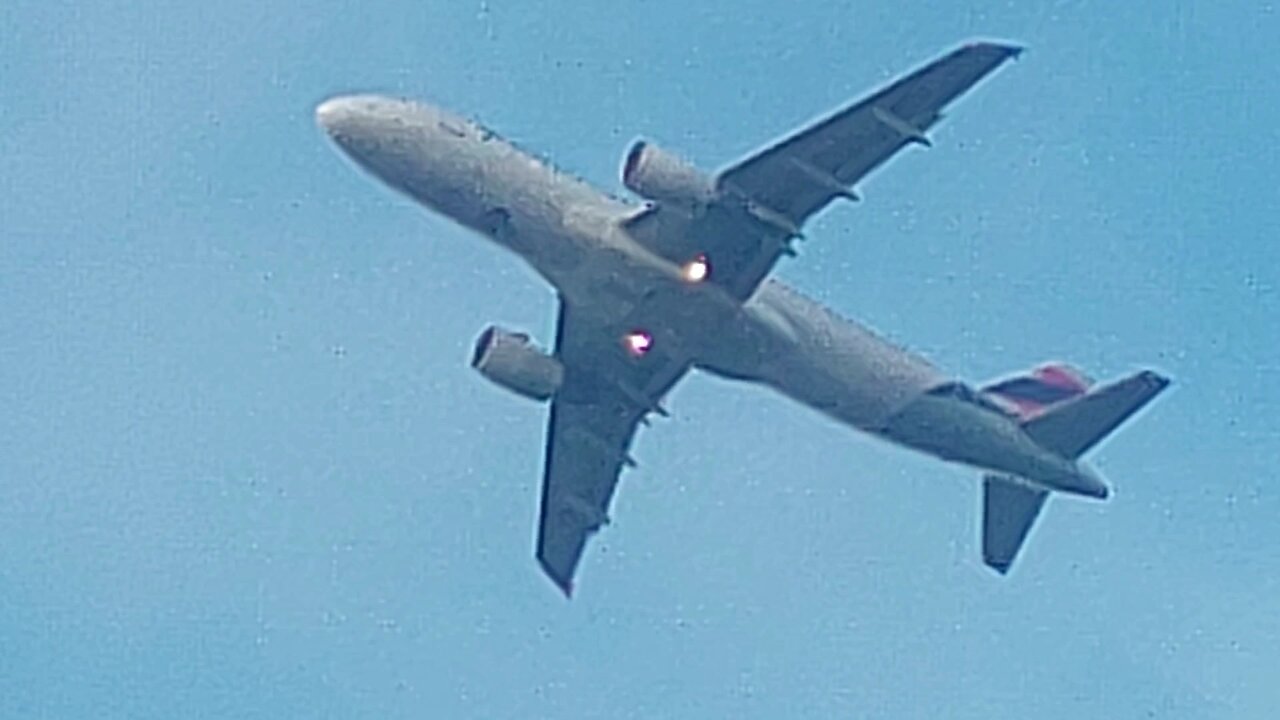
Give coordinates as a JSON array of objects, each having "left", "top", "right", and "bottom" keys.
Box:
[
  {"left": 470, "top": 326, "right": 564, "bottom": 402},
  {"left": 621, "top": 140, "right": 717, "bottom": 209}
]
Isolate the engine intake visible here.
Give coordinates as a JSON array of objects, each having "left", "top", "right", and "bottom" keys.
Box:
[
  {"left": 470, "top": 326, "right": 564, "bottom": 402},
  {"left": 621, "top": 140, "right": 717, "bottom": 209}
]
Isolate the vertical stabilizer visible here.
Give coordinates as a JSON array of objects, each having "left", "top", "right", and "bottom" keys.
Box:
[{"left": 983, "top": 363, "right": 1092, "bottom": 419}]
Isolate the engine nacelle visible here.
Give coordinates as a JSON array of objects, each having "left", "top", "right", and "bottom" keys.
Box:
[
  {"left": 470, "top": 326, "right": 564, "bottom": 402},
  {"left": 621, "top": 140, "right": 717, "bottom": 209}
]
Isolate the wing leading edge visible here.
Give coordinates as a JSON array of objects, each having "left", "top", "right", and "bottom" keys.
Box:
[{"left": 717, "top": 41, "right": 1022, "bottom": 226}]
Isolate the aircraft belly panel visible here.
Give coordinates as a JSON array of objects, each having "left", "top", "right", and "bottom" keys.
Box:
[{"left": 750, "top": 280, "right": 946, "bottom": 431}]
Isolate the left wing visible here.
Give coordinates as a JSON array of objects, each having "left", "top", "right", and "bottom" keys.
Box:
[
  {"left": 536, "top": 299, "right": 690, "bottom": 595},
  {"left": 625, "top": 41, "right": 1021, "bottom": 298}
]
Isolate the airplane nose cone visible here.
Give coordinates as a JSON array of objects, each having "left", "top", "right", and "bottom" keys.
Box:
[
  {"left": 315, "top": 94, "right": 430, "bottom": 197},
  {"left": 315, "top": 95, "right": 360, "bottom": 135},
  {"left": 315, "top": 95, "right": 397, "bottom": 169}
]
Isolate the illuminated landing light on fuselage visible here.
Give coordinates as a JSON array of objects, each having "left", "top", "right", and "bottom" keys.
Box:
[
  {"left": 624, "top": 330, "right": 653, "bottom": 357},
  {"left": 682, "top": 254, "right": 710, "bottom": 283}
]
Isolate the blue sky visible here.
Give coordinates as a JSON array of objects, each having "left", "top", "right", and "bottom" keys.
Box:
[{"left": 2, "top": 1, "right": 1276, "bottom": 717}]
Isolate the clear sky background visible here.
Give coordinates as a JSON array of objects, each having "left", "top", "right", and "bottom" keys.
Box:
[{"left": 2, "top": 1, "right": 1276, "bottom": 717}]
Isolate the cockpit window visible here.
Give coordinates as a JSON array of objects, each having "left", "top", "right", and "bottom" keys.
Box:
[{"left": 438, "top": 119, "right": 467, "bottom": 138}]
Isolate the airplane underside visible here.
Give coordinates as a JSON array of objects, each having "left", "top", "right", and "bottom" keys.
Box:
[{"left": 317, "top": 40, "right": 1170, "bottom": 595}]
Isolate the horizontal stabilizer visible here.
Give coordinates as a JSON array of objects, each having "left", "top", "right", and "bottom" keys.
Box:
[
  {"left": 982, "top": 474, "right": 1049, "bottom": 574},
  {"left": 1021, "top": 370, "right": 1170, "bottom": 459}
]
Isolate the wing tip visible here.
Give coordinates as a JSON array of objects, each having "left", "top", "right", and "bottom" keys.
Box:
[
  {"left": 984, "top": 555, "right": 1014, "bottom": 575},
  {"left": 537, "top": 555, "right": 575, "bottom": 599},
  {"left": 960, "top": 39, "right": 1027, "bottom": 61},
  {"left": 556, "top": 579, "right": 574, "bottom": 598},
  {"left": 1139, "top": 369, "right": 1173, "bottom": 393}
]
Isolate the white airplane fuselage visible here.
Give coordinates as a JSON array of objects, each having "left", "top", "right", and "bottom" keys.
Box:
[{"left": 317, "top": 94, "right": 1107, "bottom": 499}]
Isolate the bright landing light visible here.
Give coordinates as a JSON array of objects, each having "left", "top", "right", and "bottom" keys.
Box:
[
  {"left": 624, "top": 330, "right": 654, "bottom": 357},
  {"left": 682, "top": 254, "right": 710, "bottom": 283}
]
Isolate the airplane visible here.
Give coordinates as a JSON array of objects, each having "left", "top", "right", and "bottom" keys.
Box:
[{"left": 316, "top": 41, "right": 1169, "bottom": 596}]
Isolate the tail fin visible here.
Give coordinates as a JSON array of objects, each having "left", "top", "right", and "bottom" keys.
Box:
[
  {"left": 982, "top": 362, "right": 1092, "bottom": 420},
  {"left": 981, "top": 369, "right": 1170, "bottom": 574}
]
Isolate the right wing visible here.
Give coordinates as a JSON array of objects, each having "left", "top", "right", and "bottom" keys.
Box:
[
  {"left": 717, "top": 41, "right": 1022, "bottom": 229},
  {"left": 624, "top": 41, "right": 1021, "bottom": 299},
  {"left": 536, "top": 299, "right": 691, "bottom": 595}
]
